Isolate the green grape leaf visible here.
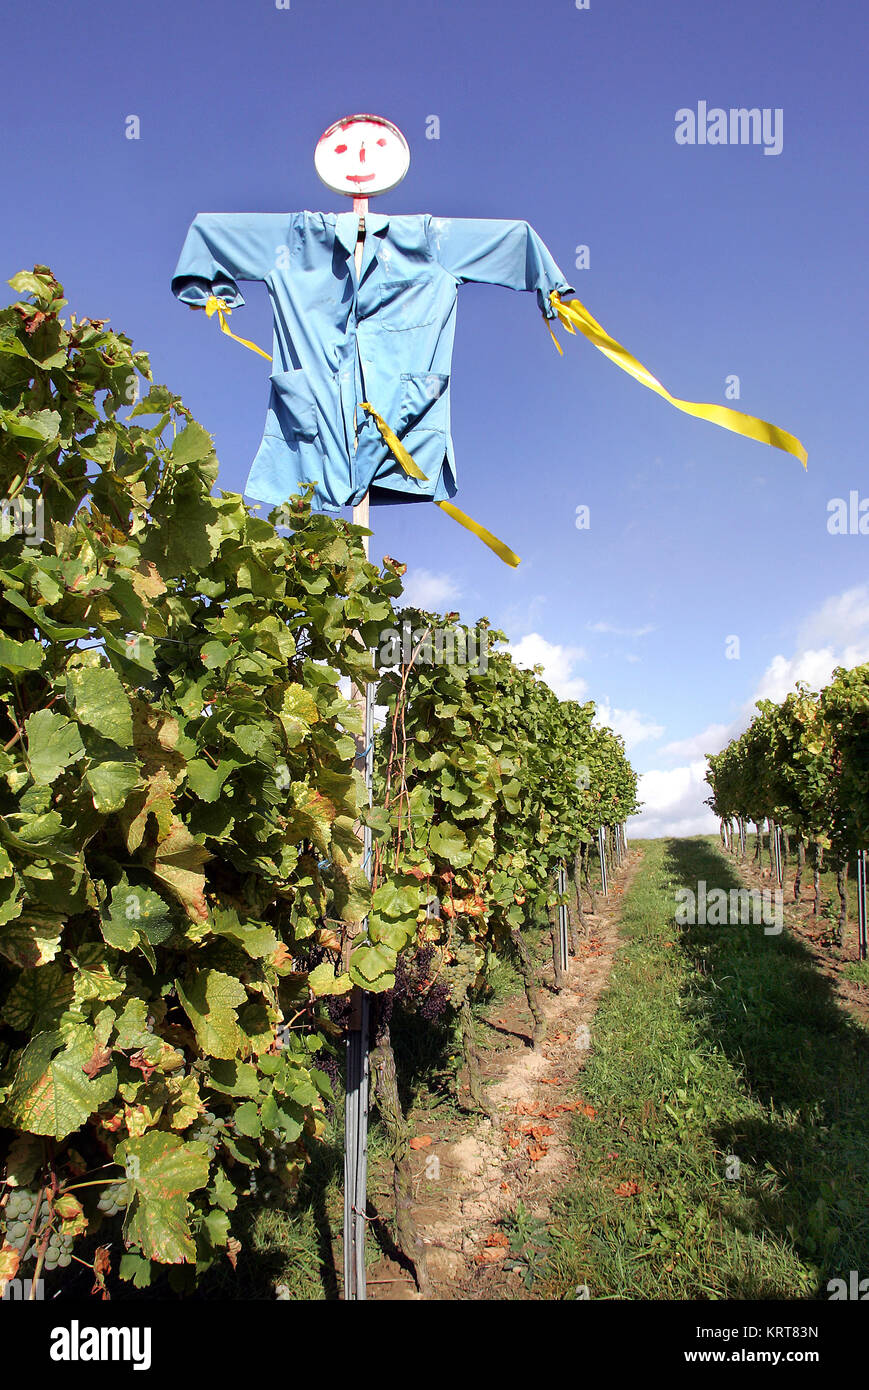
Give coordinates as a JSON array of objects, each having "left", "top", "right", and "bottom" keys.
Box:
[
  {"left": 176, "top": 970, "right": 247, "bottom": 1059},
  {"left": 428, "top": 821, "right": 472, "bottom": 868},
  {"left": 67, "top": 665, "right": 134, "bottom": 747},
  {"left": 24, "top": 710, "right": 85, "bottom": 785},
  {"left": 85, "top": 760, "right": 140, "bottom": 812},
  {"left": 0, "top": 636, "right": 45, "bottom": 673}
]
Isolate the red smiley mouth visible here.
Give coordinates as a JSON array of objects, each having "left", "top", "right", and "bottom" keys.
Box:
[{"left": 346, "top": 173, "right": 376, "bottom": 183}]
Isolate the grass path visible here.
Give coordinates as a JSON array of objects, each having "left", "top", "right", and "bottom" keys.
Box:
[{"left": 541, "top": 837, "right": 869, "bottom": 1300}]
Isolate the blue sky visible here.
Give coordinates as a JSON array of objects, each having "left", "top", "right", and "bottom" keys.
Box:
[{"left": 3, "top": 0, "right": 867, "bottom": 833}]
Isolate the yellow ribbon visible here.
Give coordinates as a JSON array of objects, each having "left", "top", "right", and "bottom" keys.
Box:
[
  {"left": 435, "top": 500, "right": 520, "bottom": 568},
  {"left": 549, "top": 292, "right": 807, "bottom": 468},
  {"left": 361, "top": 403, "right": 519, "bottom": 565},
  {"left": 197, "top": 300, "right": 520, "bottom": 564},
  {"left": 359, "top": 403, "right": 427, "bottom": 480},
  {"left": 203, "top": 295, "right": 273, "bottom": 362}
]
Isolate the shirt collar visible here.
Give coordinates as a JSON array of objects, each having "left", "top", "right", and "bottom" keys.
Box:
[{"left": 334, "top": 210, "right": 390, "bottom": 258}]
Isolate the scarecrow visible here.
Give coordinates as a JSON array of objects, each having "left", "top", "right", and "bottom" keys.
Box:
[{"left": 171, "top": 113, "right": 806, "bottom": 566}]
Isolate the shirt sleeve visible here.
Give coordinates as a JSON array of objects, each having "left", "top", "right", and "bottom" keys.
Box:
[
  {"left": 428, "top": 218, "right": 575, "bottom": 318},
  {"left": 170, "top": 213, "right": 290, "bottom": 308}
]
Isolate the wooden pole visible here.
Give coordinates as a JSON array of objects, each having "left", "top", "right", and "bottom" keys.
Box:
[
  {"left": 344, "top": 195, "right": 372, "bottom": 1302},
  {"left": 352, "top": 197, "right": 370, "bottom": 555}
]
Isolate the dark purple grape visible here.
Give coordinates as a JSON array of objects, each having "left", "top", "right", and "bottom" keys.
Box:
[
  {"left": 416, "top": 945, "right": 435, "bottom": 976},
  {"left": 420, "top": 983, "right": 450, "bottom": 1021},
  {"left": 325, "top": 992, "right": 352, "bottom": 1027},
  {"left": 392, "top": 955, "right": 410, "bottom": 1000}
]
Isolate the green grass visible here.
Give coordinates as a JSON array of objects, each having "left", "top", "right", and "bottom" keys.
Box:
[
  {"left": 842, "top": 961, "right": 869, "bottom": 985},
  {"left": 541, "top": 837, "right": 869, "bottom": 1301}
]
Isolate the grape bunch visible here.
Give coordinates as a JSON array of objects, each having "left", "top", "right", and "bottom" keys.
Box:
[
  {"left": 292, "top": 940, "right": 328, "bottom": 972},
  {"left": 97, "top": 1182, "right": 130, "bottom": 1217},
  {"left": 3, "top": 1188, "right": 44, "bottom": 1257},
  {"left": 375, "top": 946, "right": 452, "bottom": 1028},
  {"left": 419, "top": 981, "right": 451, "bottom": 1021},
  {"left": 190, "top": 1110, "right": 226, "bottom": 1158},
  {"left": 415, "top": 945, "right": 436, "bottom": 978},
  {"left": 325, "top": 991, "right": 352, "bottom": 1029},
  {"left": 43, "top": 1229, "right": 73, "bottom": 1272}
]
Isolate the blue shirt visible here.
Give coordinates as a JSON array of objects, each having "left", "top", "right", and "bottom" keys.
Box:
[{"left": 171, "top": 212, "right": 574, "bottom": 512}]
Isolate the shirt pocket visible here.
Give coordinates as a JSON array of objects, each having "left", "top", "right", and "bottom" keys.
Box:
[
  {"left": 268, "top": 368, "right": 319, "bottom": 441},
  {"left": 377, "top": 275, "right": 437, "bottom": 330},
  {"left": 397, "top": 371, "right": 449, "bottom": 434}
]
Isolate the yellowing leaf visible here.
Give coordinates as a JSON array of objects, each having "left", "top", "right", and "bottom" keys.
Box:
[
  {"left": 6, "top": 1027, "right": 118, "bottom": 1138},
  {"left": 307, "top": 961, "right": 352, "bottom": 997},
  {"left": 118, "top": 1131, "right": 209, "bottom": 1265}
]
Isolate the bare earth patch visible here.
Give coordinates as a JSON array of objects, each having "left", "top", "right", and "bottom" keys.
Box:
[{"left": 366, "top": 849, "right": 643, "bottom": 1300}]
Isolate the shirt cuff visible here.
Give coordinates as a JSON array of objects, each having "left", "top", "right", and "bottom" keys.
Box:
[
  {"left": 171, "top": 274, "right": 246, "bottom": 310},
  {"left": 539, "top": 283, "right": 576, "bottom": 318}
]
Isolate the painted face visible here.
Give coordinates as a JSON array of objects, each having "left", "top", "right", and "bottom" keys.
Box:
[{"left": 314, "top": 115, "right": 410, "bottom": 198}]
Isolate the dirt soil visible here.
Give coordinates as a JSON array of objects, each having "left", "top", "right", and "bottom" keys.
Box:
[{"left": 365, "top": 848, "right": 643, "bottom": 1300}]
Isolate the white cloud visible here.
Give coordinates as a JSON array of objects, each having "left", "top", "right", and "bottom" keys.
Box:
[
  {"left": 595, "top": 700, "right": 664, "bottom": 750},
  {"left": 796, "top": 585, "right": 869, "bottom": 651},
  {"left": 401, "top": 569, "right": 459, "bottom": 610},
  {"left": 752, "top": 649, "right": 845, "bottom": 704},
  {"left": 744, "top": 585, "right": 869, "bottom": 705},
  {"left": 630, "top": 809, "right": 719, "bottom": 839},
  {"left": 587, "top": 621, "right": 656, "bottom": 638},
  {"left": 659, "top": 722, "right": 732, "bottom": 760},
  {"left": 509, "top": 632, "right": 588, "bottom": 700},
  {"left": 745, "top": 584, "right": 869, "bottom": 701},
  {"left": 753, "top": 639, "right": 869, "bottom": 705},
  {"left": 628, "top": 761, "right": 718, "bottom": 839}
]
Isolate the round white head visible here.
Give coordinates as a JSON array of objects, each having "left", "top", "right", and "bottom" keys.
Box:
[{"left": 314, "top": 114, "right": 410, "bottom": 198}]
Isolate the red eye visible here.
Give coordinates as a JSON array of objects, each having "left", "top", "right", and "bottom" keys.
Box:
[
  {"left": 377, "top": 138, "right": 387, "bottom": 146},
  {"left": 334, "top": 144, "right": 348, "bottom": 153}
]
